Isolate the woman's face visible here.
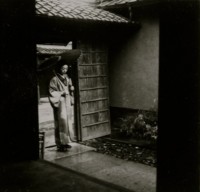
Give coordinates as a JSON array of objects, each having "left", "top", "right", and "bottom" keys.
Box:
[{"left": 60, "top": 64, "right": 68, "bottom": 75}]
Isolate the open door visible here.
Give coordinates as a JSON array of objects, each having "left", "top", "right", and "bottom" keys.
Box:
[{"left": 77, "top": 40, "right": 111, "bottom": 141}]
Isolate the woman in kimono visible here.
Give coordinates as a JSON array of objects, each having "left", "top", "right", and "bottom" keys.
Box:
[{"left": 48, "top": 61, "right": 74, "bottom": 152}]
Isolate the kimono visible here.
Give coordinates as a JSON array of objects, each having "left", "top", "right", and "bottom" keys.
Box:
[{"left": 48, "top": 73, "right": 75, "bottom": 148}]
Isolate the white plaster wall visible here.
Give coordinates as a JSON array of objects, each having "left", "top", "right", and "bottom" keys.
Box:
[{"left": 109, "top": 17, "right": 159, "bottom": 110}]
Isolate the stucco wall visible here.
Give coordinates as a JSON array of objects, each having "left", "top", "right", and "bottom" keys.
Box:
[{"left": 109, "top": 16, "right": 159, "bottom": 110}]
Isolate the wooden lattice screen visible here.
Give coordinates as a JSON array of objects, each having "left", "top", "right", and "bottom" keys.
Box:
[{"left": 77, "top": 40, "right": 111, "bottom": 141}]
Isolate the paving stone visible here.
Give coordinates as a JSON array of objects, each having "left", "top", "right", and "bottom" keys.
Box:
[{"left": 53, "top": 151, "right": 156, "bottom": 192}]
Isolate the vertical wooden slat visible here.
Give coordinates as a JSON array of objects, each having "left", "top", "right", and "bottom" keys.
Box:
[{"left": 77, "top": 40, "right": 111, "bottom": 141}]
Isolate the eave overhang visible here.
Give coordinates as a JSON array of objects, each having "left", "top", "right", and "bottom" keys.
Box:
[
  {"left": 35, "top": 0, "right": 140, "bottom": 42},
  {"left": 98, "top": 0, "right": 160, "bottom": 10}
]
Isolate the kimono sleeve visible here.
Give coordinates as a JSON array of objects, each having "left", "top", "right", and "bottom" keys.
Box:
[{"left": 48, "top": 77, "right": 63, "bottom": 108}]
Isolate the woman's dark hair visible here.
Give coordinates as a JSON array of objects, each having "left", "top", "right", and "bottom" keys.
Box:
[
  {"left": 55, "top": 60, "right": 72, "bottom": 77},
  {"left": 55, "top": 60, "right": 67, "bottom": 70}
]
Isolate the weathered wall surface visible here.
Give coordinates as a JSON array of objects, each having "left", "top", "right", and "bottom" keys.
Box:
[{"left": 109, "top": 15, "right": 159, "bottom": 110}]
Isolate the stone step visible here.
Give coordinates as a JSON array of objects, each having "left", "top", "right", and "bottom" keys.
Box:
[
  {"left": 52, "top": 150, "right": 156, "bottom": 192},
  {"left": 44, "top": 143, "right": 95, "bottom": 162}
]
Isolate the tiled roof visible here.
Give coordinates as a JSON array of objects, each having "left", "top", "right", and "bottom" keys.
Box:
[
  {"left": 36, "top": 0, "right": 130, "bottom": 23},
  {"left": 37, "top": 44, "right": 72, "bottom": 55}
]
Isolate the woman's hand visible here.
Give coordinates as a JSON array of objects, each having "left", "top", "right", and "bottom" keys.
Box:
[{"left": 70, "top": 86, "right": 74, "bottom": 91}]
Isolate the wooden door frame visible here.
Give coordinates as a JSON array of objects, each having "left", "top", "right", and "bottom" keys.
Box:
[{"left": 73, "top": 62, "right": 82, "bottom": 141}]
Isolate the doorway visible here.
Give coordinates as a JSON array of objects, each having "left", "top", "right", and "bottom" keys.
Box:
[
  {"left": 37, "top": 42, "right": 79, "bottom": 147},
  {"left": 37, "top": 39, "right": 112, "bottom": 146}
]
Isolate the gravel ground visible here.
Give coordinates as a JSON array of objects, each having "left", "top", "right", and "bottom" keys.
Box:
[{"left": 80, "top": 137, "right": 157, "bottom": 167}]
